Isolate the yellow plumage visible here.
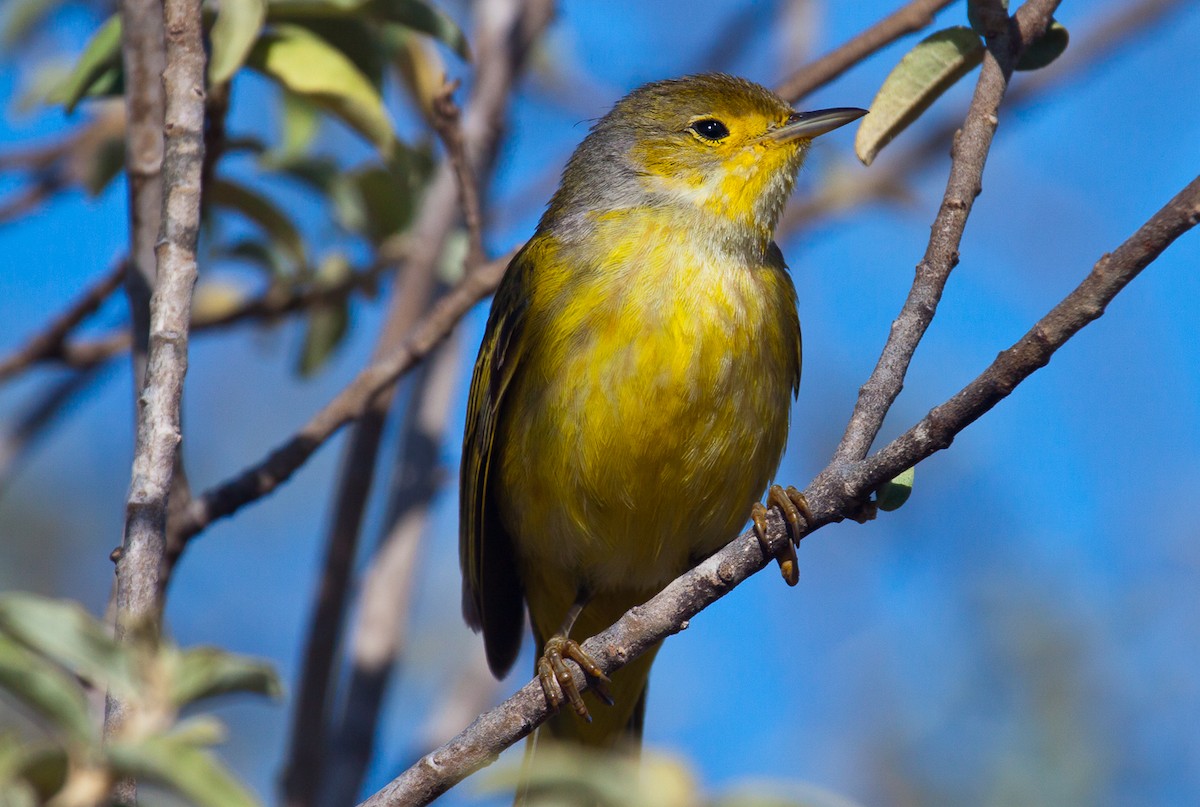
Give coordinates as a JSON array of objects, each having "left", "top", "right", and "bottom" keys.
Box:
[{"left": 460, "top": 74, "right": 862, "bottom": 758}]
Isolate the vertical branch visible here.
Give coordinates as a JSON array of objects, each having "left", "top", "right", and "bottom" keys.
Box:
[
  {"left": 829, "top": 0, "right": 1061, "bottom": 466},
  {"left": 106, "top": 0, "right": 206, "bottom": 760},
  {"left": 118, "top": 0, "right": 165, "bottom": 389}
]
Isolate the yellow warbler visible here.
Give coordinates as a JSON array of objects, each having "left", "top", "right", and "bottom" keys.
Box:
[{"left": 460, "top": 74, "right": 864, "bottom": 752}]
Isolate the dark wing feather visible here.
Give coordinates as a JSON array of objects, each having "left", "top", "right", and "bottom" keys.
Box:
[{"left": 460, "top": 244, "right": 534, "bottom": 678}]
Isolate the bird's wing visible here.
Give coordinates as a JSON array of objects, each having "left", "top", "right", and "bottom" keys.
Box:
[{"left": 460, "top": 242, "right": 534, "bottom": 678}]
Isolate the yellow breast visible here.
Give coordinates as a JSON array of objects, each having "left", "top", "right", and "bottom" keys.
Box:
[{"left": 495, "top": 207, "right": 800, "bottom": 594}]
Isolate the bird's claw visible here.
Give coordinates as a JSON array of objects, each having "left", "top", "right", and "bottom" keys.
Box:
[
  {"left": 536, "top": 635, "right": 612, "bottom": 721},
  {"left": 752, "top": 484, "right": 813, "bottom": 586}
]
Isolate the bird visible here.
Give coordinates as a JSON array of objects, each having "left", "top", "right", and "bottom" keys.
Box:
[{"left": 459, "top": 73, "right": 864, "bottom": 762}]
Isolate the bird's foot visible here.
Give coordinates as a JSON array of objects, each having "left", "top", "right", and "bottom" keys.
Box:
[
  {"left": 752, "top": 484, "right": 814, "bottom": 587},
  {"left": 536, "top": 635, "right": 613, "bottom": 720}
]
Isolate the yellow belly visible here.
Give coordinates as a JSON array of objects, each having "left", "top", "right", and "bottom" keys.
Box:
[{"left": 495, "top": 216, "right": 800, "bottom": 598}]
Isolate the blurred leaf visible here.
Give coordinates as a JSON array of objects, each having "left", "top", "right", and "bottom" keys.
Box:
[
  {"left": 1016, "top": 20, "right": 1069, "bottom": 71},
  {"left": 0, "top": 635, "right": 93, "bottom": 743},
  {"left": 0, "top": 593, "right": 136, "bottom": 699},
  {"left": 48, "top": 15, "right": 123, "bottom": 113},
  {"left": 246, "top": 23, "right": 395, "bottom": 155},
  {"left": 266, "top": 0, "right": 364, "bottom": 18},
  {"left": 8, "top": 745, "right": 68, "bottom": 804},
  {"left": 297, "top": 254, "right": 352, "bottom": 376},
  {"left": 367, "top": 0, "right": 470, "bottom": 60},
  {"left": 216, "top": 239, "right": 290, "bottom": 276},
  {"left": 209, "top": 0, "right": 268, "bottom": 84},
  {"left": 209, "top": 178, "right": 307, "bottom": 268},
  {"left": 288, "top": 17, "right": 388, "bottom": 89},
  {"left": 168, "top": 716, "right": 228, "bottom": 747},
  {"left": 483, "top": 746, "right": 698, "bottom": 807},
  {"left": 876, "top": 466, "right": 915, "bottom": 512},
  {"left": 169, "top": 646, "right": 281, "bottom": 708},
  {"left": 1, "top": 0, "right": 68, "bottom": 49},
  {"left": 855, "top": 27, "right": 984, "bottom": 166},
  {"left": 107, "top": 736, "right": 259, "bottom": 807},
  {"left": 277, "top": 91, "right": 323, "bottom": 159},
  {"left": 384, "top": 25, "right": 446, "bottom": 122},
  {"left": 267, "top": 153, "right": 340, "bottom": 193},
  {"left": 193, "top": 280, "right": 251, "bottom": 321},
  {"left": 83, "top": 132, "right": 126, "bottom": 197}
]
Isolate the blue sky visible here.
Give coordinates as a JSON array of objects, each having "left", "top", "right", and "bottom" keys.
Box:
[{"left": 2, "top": 1, "right": 1200, "bottom": 804}]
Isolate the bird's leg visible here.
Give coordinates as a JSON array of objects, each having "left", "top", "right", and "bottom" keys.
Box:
[
  {"left": 752, "top": 484, "right": 814, "bottom": 587},
  {"left": 536, "top": 591, "right": 613, "bottom": 720}
]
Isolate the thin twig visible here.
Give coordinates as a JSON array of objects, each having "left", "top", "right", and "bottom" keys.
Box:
[
  {"left": 831, "top": 0, "right": 1061, "bottom": 465},
  {"left": 0, "top": 262, "right": 125, "bottom": 383},
  {"left": 356, "top": 170, "right": 1200, "bottom": 807},
  {"left": 431, "top": 81, "right": 487, "bottom": 272},
  {"left": 774, "top": 0, "right": 957, "bottom": 103}
]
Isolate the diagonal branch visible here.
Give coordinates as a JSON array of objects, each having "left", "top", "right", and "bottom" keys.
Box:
[
  {"left": 357, "top": 169, "right": 1200, "bottom": 807},
  {"left": 831, "top": 0, "right": 1061, "bottom": 465},
  {"left": 0, "top": 262, "right": 125, "bottom": 383}
]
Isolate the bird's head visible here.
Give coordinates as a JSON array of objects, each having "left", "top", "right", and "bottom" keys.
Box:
[{"left": 545, "top": 73, "right": 865, "bottom": 251}]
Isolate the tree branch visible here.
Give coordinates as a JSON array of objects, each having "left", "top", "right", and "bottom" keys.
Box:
[
  {"left": 356, "top": 170, "right": 1200, "bottom": 807},
  {"left": 0, "top": 262, "right": 124, "bottom": 383},
  {"left": 831, "top": 0, "right": 1061, "bottom": 465},
  {"left": 774, "top": 0, "right": 957, "bottom": 103},
  {"left": 105, "top": 0, "right": 206, "bottom": 782}
]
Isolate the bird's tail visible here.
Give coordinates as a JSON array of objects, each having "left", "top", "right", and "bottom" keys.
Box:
[{"left": 513, "top": 643, "right": 660, "bottom": 805}]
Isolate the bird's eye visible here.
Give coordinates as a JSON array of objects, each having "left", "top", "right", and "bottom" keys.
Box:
[{"left": 690, "top": 118, "right": 730, "bottom": 141}]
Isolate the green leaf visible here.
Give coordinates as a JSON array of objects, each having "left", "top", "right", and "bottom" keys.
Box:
[
  {"left": 367, "top": 0, "right": 469, "bottom": 60},
  {"left": 169, "top": 646, "right": 281, "bottom": 708},
  {"left": 209, "top": 178, "right": 307, "bottom": 268},
  {"left": 0, "top": 593, "right": 136, "bottom": 699},
  {"left": 876, "top": 466, "right": 915, "bottom": 512},
  {"left": 84, "top": 131, "right": 126, "bottom": 197},
  {"left": 48, "top": 14, "right": 122, "bottom": 112},
  {"left": 246, "top": 23, "right": 395, "bottom": 155},
  {"left": 855, "top": 27, "right": 985, "bottom": 166},
  {"left": 297, "top": 254, "right": 352, "bottom": 376},
  {"left": 277, "top": 90, "right": 323, "bottom": 159},
  {"left": 208, "top": 0, "right": 268, "bottom": 84},
  {"left": 0, "top": 635, "right": 93, "bottom": 743},
  {"left": 107, "top": 736, "right": 260, "bottom": 807},
  {"left": 1016, "top": 20, "right": 1069, "bottom": 71}
]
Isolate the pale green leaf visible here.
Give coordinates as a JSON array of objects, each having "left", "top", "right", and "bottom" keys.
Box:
[
  {"left": 169, "top": 646, "right": 281, "bottom": 707},
  {"left": 209, "top": 0, "right": 268, "bottom": 84},
  {"left": 107, "top": 736, "right": 260, "bottom": 807},
  {"left": 0, "top": 594, "right": 136, "bottom": 698},
  {"left": 209, "top": 178, "right": 307, "bottom": 268},
  {"left": 48, "top": 15, "right": 122, "bottom": 112},
  {"left": 855, "top": 27, "right": 984, "bottom": 166},
  {"left": 368, "top": 0, "right": 469, "bottom": 60},
  {"left": 277, "top": 90, "right": 323, "bottom": 158},
  {"left": 246, "top": 23, "right": 395, "bottom": 155},
  {"left": 876, "top": 466, "right": 916, "bottom": 512},
  {"left": 0, "top": 636, "right": 93, "bottom": 743}
]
